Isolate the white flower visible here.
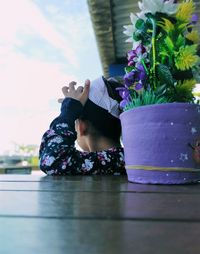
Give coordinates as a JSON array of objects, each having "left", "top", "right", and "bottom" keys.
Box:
[
  {"left": 119, "top": 152, "right": 124, "bottom": 161},
  {"left": 48, "top": 136, "right": 63, "bottom": 146},
  {"left": 123, "top": 13, "right": 144, "bottom": 49},
  {"left": 101, "top": 151, "right": 108, "bottom": 159},
  {"left": 56, "top": 123, "right": 68, "bottom": 128},
  {"left": 51, "top": 136, "right": 63, "bottom": 144},
  {"left": 123, "top": 13, "right": 139, "bottom": 42},
  {"left": 82, "top": 159, "right": 94, "bottom": 171},
  {"left": 124, "top": 0, "right": 178, "bottom": 49},
  {"left": 132, "top": 40, "right": 142, "bottom": 50},
  {"left": 130, "top": 12, "right": 138, "bottom": 24},
  {"left": 124, "top": 25, "right": 134, "bottom": 40},
  {"left": 136, "top": 11, "right": 146, "bottom": 21},
  {"left": 44, "top": 156, "right": 56, "bottom": 166},
  {"left": 101, "top": 151, "right": 111, "bottom": 162},
  {"left": 138, "top": 0, "right": 178, "bottom": 15},
  {"left": 62, "top": 164, "right": 67, "bottom": 170},
  {"left": 135, "top": 52, "right": 149, "bottom": 68},
  {"left": 46, "top": 170, "right": 56, "bottom": 175},
  {"left": 67, "top": 157, "right": 72, "bottom": 166}
]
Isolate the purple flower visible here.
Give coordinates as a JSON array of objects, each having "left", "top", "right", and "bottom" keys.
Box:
[
  {"left": 127, "top": 50, "right": 136, "bottom": 62},
  {"left": 137, "top": 64, "right": 147, "bottom": 81},
  {"left": 116, "top": 87, "right": 130, "bottom": 108},
  {"left": 135, "top": 82, "right": 143, "bottom": 91},
  {"left": 127, "top": 44, "right": 147, "bottom": 66},
  {"left": 128, "top": 61, "right": 134, "bottom": 66},
  {"left": 116, "top": 87, "right": 130, "bottom": 100},
  {"left": 120, "top": 99, "right": 129, "bottom": 108},
  {"left": 124, "top": 71, "right": 136, "bottom": 87},
  {"left": 135, "top": 44, "right": 146, "bottom": 55},
  {"left": 125, "top": 64, "right": 146, "bottom": 84},
  {"left": 188, "top": 14, "right": 198, "bottom": 32},
  {"left": 191, "top": 14, "right": 198, "bottom": 24}
]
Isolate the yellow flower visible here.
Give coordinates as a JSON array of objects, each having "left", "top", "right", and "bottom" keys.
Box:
[
  {"left": 175, "top": 79, "right": 196, "bottom": 101},
  {"left": 176, "top": 0, "right": 195, "bottom": 23},
  {"left": 175, "top": 45, "right": 199, "bottom": 70},
  {"left": 186, "top": 30, "right": 199, "bottom": 44},
  {"left": 193, "top": 92, "right": 200, "bottom": 97},
  {"left": 177, "top": 79, "right": 196, "bottom": 92},
  {"left": 157, "top": 18, "right": 174, "bottom": 33}
]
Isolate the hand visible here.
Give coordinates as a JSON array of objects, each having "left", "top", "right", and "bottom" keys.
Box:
[{"left": 58, "top": 79, "right": 90, "bottom": 106}]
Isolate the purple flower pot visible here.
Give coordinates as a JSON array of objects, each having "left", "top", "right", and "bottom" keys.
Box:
[{"left": 120, "top": 103, "right": 200, "bottom": 184}]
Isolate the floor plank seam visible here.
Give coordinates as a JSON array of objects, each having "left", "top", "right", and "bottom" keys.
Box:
[
  {"left": 0, "top": 214, "right": 199, "bottom": 223},
  {"left": 1, "top": 189, "right": 200, "bottom": 194}
]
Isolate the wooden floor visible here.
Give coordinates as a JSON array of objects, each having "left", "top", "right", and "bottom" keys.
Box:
[{"left": 0, "top": 173, "right": 200, "bottom": 254}]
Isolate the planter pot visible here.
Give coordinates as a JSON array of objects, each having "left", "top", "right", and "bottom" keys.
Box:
[{"left": 120, "top": 103, "right": 200, "bottom": 184}]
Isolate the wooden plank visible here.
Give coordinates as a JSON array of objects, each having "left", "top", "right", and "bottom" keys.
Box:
[
  {"left": 0, "top": 166, "right": 33, "bottom": 174},
  {"left": 0, "top": 191, "right": 200, "bottom": 220},
  {"left": 0, "top": 178, "right": 200, "bottom": 193},
  {"left": 0, "top": 174, "right": 46, "bottom": 182},
  {"left": 0, "top": 176, "right": 198, "bottom": 254},
  {"left": 0, "top": 175, "right": 200, "bottom": 193},
  {"left": 0, "top": 218, "right": 199, "bottom": 254}
]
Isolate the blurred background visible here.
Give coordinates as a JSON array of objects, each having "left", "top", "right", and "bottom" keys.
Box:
[{"left": 0, "top": 0, "right": 103, "bottom": 173}]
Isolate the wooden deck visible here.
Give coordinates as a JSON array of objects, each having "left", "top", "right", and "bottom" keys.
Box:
[{"left": 0, "top": 173, "right": 200, "bottom": 254}]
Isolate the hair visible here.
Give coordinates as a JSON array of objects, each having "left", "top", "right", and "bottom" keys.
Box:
[{"left": 79, "top": 76, "right": 123, "bottom": 144}]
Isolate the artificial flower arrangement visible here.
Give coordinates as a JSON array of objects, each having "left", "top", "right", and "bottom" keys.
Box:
[
  {"left": 119, "top": 0, "right": 200, "bottom": 110},
  {"left": 118, "top": 0, "right": 200, "bottom": 185}
]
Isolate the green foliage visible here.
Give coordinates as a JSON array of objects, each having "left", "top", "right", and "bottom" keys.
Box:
[
  {"left": 173, "top": 80, "right": 195, "bottom": 102},
  {"left": 122, "top": 0, "right": 200, "bottom": 111},
  {"left": 157, "top": 64, "right": 174, "bottom": 87},
  {"left": 124, "top": 90, "right": 169, "bottom": 110},
  {"left": 133, "top": 16, "right": 152, "bottom": 45}
]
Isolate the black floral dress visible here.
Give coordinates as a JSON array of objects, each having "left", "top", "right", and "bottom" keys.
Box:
[{"left": 39, "top": 98, "right": 125, "bottom": 176}]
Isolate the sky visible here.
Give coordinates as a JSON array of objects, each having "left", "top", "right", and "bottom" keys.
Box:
[{"left": 0, "top": 0, "right": 102, "bottom": 155}]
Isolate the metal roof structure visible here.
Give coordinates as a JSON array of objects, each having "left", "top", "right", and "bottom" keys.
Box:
[{"left": 87, "top": 0, "right": 200, "bottom": 77}]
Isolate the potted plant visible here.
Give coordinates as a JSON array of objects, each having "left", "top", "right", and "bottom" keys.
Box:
[{"left": 118, "top": 0, "right": 200, "bottom": 184}]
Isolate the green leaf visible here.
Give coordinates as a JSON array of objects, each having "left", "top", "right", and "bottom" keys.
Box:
[
  {"left": 155, "top": 84, "right": 167, "bottom": 96},
  {"left": 123, "top": 90, "right": 169, "bottom": 111},
  {"left": 133, "top": 30, "right": 143, "bottom": 41},
  {"left": 125, "top": 66, "right": 135, "bottom": 73},
  {"left": 157, "top": 64, "right": 174, "bottom": 87},
  {"left": 160, "top": 51, "right": 170, "bottom": 57},
  {"left": 165, "top": 36, "right": 174, "bottom": 53},
  {"left": 176, "top": 34, "right": 185, "bottom": 48},
  {"left": 135, "top": 19, "right": 145, "bottom": 29},
  {"left": 145, "top": 13, "right": 155, "bottom": 20}
]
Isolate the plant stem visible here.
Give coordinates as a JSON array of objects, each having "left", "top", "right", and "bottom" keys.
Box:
[
  {"left": 141, "top": 59, "right": 148, "bottom": 75},
  {"left": 150, "top": 18, "right": 157, "bottom": 90}
]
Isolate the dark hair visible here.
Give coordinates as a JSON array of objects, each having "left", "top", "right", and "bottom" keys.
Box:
[{"left": 79, "top": 76, "right": 123, "bottom": 143}]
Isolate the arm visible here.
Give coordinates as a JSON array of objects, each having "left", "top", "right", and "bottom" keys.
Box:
[
  {"left": 39, "top": 97, "right": 96, "bottom": 175},
  {"left": 39, "top": 80, "right": 90, "bottom": 175}
]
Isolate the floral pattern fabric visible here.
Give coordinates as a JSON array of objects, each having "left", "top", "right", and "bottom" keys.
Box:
[{"left": 39, "top": 98, "right": 125, "bottom": 176}]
